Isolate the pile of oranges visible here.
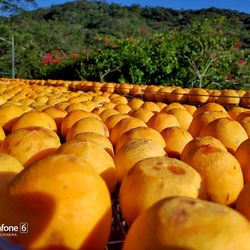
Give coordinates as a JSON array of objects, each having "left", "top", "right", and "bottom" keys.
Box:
[{"left": 0, "top": 77, "right": 250, "bottom": 249}]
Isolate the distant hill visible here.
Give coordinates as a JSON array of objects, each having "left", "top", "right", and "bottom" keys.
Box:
[{"left": 0, "top": 0, "right": 249, "bottom": 80}]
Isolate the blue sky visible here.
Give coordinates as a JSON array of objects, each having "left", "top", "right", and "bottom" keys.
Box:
[{"left": 36, "top": 0, "right": 250, "bottom": 13}]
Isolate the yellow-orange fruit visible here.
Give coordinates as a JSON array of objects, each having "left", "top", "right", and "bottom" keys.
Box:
[
  {"left": 104, "top": 113, "right": 130, "bottom": 131},
  {"left": 227, "top": 106, "right": 247, "bottom": 120},
  {"left": 101, "top": 82, "right": 115, "bottom": 93},
  {"left": 1, "top": 154, "right": 112, "bottom": 250},
  {"left": 240, "top": 91, "right": 250, "bottom": 108},
  {"left": 156, "top": 102, "right": 167, "bottom": 110},
  {"left": 161, "top": 127, "right": 193, "bottom": 158},
  {"left": 74, "top": 132, "right": 114, "bottom": 158},
  {"left": 0, "top": 126, "right": 5, "bottom": 142},
  {"left": 147, "top": 113, "right": 180, "bottom": 133},
  {"left": 123, "top": 196, "right": 250, "bottom": 250},
  {"left": 66, "top": 117, "right": 109, "bottom": 142},
  {"left": 235, "top": 138, "right": 250, "bottom": 183},
  {"left": 181, "top": 136, "right": 227, "bottom": 160},
  {"left": 111, "top": 95, "right": 128, "bottom": 105},
  {"left": 116, "top": 83, "right": 131, "bottom": 96},
  {"left": 143, "top": 85, "right": 160, "bottom": 101},
  {"left": 200, "top": 117, "right": 248, "bottom": 154},
  {"left": 167, "top": 108, "right": 193, "bottom": 130},
  {"left": 127, "top": 98, "right": 144, "bottom": 109},
  {"left": 236, "top": 111, "right": 250, "bottom": 136},
  {"left": 57, "top": 140, "right": 116, "bottom": 192},
  {"left": 182, "top": 145, "right": 243, "bottom": 205},
  {"left": 0, "top": 104, "right": 24, "bottom": 133},
  {"left": 167, "top": 87, "right": 188, "bottom": 103},
  {"left": 120, "top": 156, "right": 205, "bottom": 225},
  {"left": 0, "top": 127, "right": 61, "bottom": 167},
  {"left": 99, "top": 109, "right": 119, "bottom": 122},
  {"left": 43, "top": 106, "right": 67, "bottom": 134},
  {"left": 236, "top": 181, "right": 250, "bottom": 221},
  {"left": 155, "top": 86, "right": 173, "bottom": 102},
  {"left": 188, "top": 111, "right": 229, "bottom": 137},
  {"left": 130, "top": 84, "right": 143, "bottom": 97},
  {"left": 11, "top": 110, "right": 57, "bottom": 133},
  {"left": 0, "top": 153, "right": 24, "bottom": 196},
  {"left": 114, "top": 104, "right": 132, "bottom": 114},
  {"left": 161, "top": 102, "right": 185, "bottom": 113},
  {"left": 114, "top": 139, "right": 166, "bottom": 182},
  {"left": 188, "top": 88, "right": 209, "bottom": 104},
  {"left": 183, "top": 104, "right": 197, "bottom": 115},
  {"left": 129, "top": 108, "right": 154, "bottom": 123},
  {"left": 115, "top": 126, "right": 166, "bottom": 152},
  {"left": 193, "top": 102, "right": 227, "bottom": 117},
  {"left": 110, "top": 117, "right": 147, "bottom": 145},
  {"left": 218, "top": 89, "right": 240, "bottom": 106},
  {"left": 140, "top": 101, "right": 161, "bottom": 112},
  {"left": 60, "top": 110, "right": 101, "bottom": 139}
]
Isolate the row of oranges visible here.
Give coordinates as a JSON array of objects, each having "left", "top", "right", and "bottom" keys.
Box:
[{"left": 0, "top": 78, "right": 250, "bottom": 249}]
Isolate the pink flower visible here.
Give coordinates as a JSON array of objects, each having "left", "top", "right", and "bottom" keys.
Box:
[
  {"left": 239, "top": 59, "right": 245, "bottom": 65},
  {"left": 42, "top": 53, "right": 53, "bottom": 64},
  {"left": 227, "top": 74, "right": 234, "bottom": 80},
  {"left": 70, "top": 52, "right": 78, "bottom": 58}
]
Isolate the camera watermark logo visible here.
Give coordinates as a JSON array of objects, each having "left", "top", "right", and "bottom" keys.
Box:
[{"left": 0, "top": 223, "right": 28, "bottom": 236}]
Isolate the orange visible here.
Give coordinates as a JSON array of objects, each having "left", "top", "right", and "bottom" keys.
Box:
[
  {"left": 236, "top": 181, "right": 250, "bottom": 221},
  {"left": 217, "top": 89, "right": 240, "bottom": 106},
  {"left": 115, "top": 126, "right": 166, "bottom": 152},
  {"left": 11, "top": 110, "right": 57, "bottom": 133},
  {"left": 129, "top": 108, "right": 154, "bottom": 123},
  {"left": 147, "top": 113, "right": 180, "bottom": 132},
  {"left": 161, "top": 102, "right": 185, "bottom": 112},
  {"left": 0, "top": 127, "right": 61, "bottom": 167},
  {"left": 57, "top": 140, "right": 116, "bottom": 192},
  {"left": 182, "top": 145, "right": 243, "bottom": 205},
  {"left": 200, "top": 117, "right": 248, "bottom": 154},
  {"left": 127, "top": 98, "right": 144, "bottom": 109},
  {"left": 1, "top": 153, "right": 112, "bottom": 249},
  {"left": 235, "top": 138, "right": 250, "bottom": 183},
  {"left": 74, "top": 132, "right": 114, "bottom": 157},
  {"left": 114, "top": 103, "right": 132, "bottom": 114},
  {"left": 110, "top": 117, "right": 147, "bottom": 145},
  {"left": 114, "top": 139, "right": 166, "bottom": 182},
  {"left": 227, "top": 106, "right": 247, "bottom": 120},
  {"left": 60, "top": 110, "right": 101, "bottom": 139},
  {"left": 188, "top": 88, "right": 209, "bottom": 104},
  {"left": 181, "top": 136, "right": 227, "bottom": 160},
  {"left": 193, "top": 102, "right": 226, "bottom": 118},
  {"left": 166, "top": 108, "right": 193, "bottom": 130},
  {"left": 99, "top": 108, "right": 119, "bottom": 122},
  {"left": 0, "top": 104, "right": 24, "bottom": 133},
  {"left": 143, "top": 85, "right": 159, "bottom": 101},
  {"left": 188, "top": 110, "right": 229, "bottom": 137},
  {"left": 183, "top": 104, "right": 197, "bottom": 115},
  {"left": 140, "top": 101, "right": 161, "bottom": 112},
  {"left": 119, "top": 156, "right": 205, "bottom": 225},
  {"left": 66, "top": 117, "right": 109, "bottom": 141},
  {"left": 167, "top": 87, "right": 188, "bottom": 103},
  {"left": 161, "top": 126, "right": 193, "bottom": 158},
  {"left": 123, "top": 196, "right": 250, "bottom": 250}
]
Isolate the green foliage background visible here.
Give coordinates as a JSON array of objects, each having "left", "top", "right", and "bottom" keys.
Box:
[{"left": 0, "top": 0, "right": 250, "bottom": 89}]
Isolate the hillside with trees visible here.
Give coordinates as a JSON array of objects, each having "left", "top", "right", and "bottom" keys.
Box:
[{"left": 0, "top": 0, "right": 250, "bottom": 88}]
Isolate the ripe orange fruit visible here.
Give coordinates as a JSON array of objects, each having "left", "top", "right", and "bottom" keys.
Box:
[
  {"left": 119, "top": 156, "right": 205, "bottom": 225},
  {"left": 236, "top": 181, "right": 250, "bottom": 221},
  {"left": 11, "top": 110, "right": 57, "bottom": 133},
  {"left": 123, "top": 196, "right": 250, "bottom": 250},
  {"left": 161, "top": 126, "right": 193, "bottom": 158},
  {"left": 181, "top": 136, "right": 227, "bottom": 160},
  {"left": 235, "top": 138, "right": 250, "bottom": 183},
  {"left": 147, "top": 113, "right": 180, "bottom": 132},
  {"left": 0, "top": 104, "right": 24, "bottom": 133},
  {"left": 0, "top": 127, "right": 61, "bottom": 167},
  {"left": 127, "top": 98, "right": 144, "bottom": 109},
  {"left": 188, "top": 111, "right": 230, "bottom": 137},
  {"left": 140, "top": 101, "right": 161, "bottom": 112},
  {"left": 129, "top": 108, "right": 154, "bottom": 123},
  {"left": 60, "top": 110, "right": 101, "bottom": 139},
  {"left": 193, "top": 102, "right": 226, "bottom": 118},
  {"left": 188, "top": 88, "right": 209, "bottom": 104},
  {"left": 1, "top": 153, "right": 112, "bottom": 249},
  {"left": 182, "top": 145, "right": 243, "bottom": 205},
  {"left": 110, "top": 117, "right": 147, "bottom": 145},
  {"left": 57, "top": 140, "right": 116, "bottom": 192},
  {"left": 66, "top": 117, "right": 109, "bottom": 141},
  {"left": 115, "top": 126, "right": 166, "bottom": 152},
  {"left": 74, "top": 132, "right": 114, "bottom": 158},
  {"left": 114, "top": 139, "right": 166, "bottom": 182},
  {"left": 200, "top": 117, "right": 248, "bottom": 154}
]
